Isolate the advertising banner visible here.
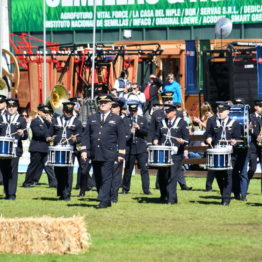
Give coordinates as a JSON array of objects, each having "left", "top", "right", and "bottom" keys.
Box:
[{"left": 11, "top": 0, "right": 262, "bottom": 32}]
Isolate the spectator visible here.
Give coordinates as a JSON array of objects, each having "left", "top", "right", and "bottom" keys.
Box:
[
  {"left": 141, "top": 74, "right": 163, "bottom": 114},
  {"left": 124, "top": 83, "right": 146, "bottom": 116},
  {"left": 161, "top": 73, "right": 182, "bottom": 103},
  {"left": 193, "top": 102, "right": 214, "bottom": 130},
  {"left": 113, "top": 69, "right": 130, "bottom": 96}
]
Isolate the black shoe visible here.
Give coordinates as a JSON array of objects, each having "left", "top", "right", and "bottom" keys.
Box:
[
  {"left": 5, "top": 195, "right": 16, "bottom": 200},
  {"left": 120, "top": 190, "right": 129, "bottom": 194},
  {"left": 181, "top": 186, "right": 192, "bottom": 191},
  {"left": 160, "top": 196, "right": 167, "bottom": 203},
  {"left": 75, "top": 185, "right": 80, "bottom": 190},
  {"left": 78, "top": 191, "right": 85, "bottom": 197},
  {"left": 111, "top": 199, "right": 118, "bottom": 203},
  {"left": 206, "top": 188, "right": 215, "bottom": 192},
  {"left": 221, "top": 201, "right": 230, "bottom": 206},
  {"left": 144, "top": 191, "right": 152, "bottom": 195},
  {"left": 240, "top": 195, "right": 247, "bottom": 201},
  {"left": 234, "top": 194, "right": 241, "bottom": 200},
  {"left": 96, "top": 202, "right": 112, "bottom": 209},
  {"left": 63, "top": 197, "right": 71, "bottom": 201},
  {"left": 23, "top": 183, "right": 32, "bottom": 188}
]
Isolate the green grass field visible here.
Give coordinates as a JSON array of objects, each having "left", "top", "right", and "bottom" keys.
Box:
[{"left": 0, "top": 174, "right": 261, "bottom": 262}]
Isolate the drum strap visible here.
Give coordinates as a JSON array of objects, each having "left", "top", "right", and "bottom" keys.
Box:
[
  {"left": 57, "top": 116, "right": 76, "bottom": 140},
  {"left": 161, "top": 117, "right": 181, "bottom": 145},
  {"left": 216, "top": 118, "right": 235, "bottom": 140},
  {"left": 37, "top": 115, "right": 45, "bottom": 124},
  {"left": 2, "top": 113, "right": 20, "bottom": 136}
]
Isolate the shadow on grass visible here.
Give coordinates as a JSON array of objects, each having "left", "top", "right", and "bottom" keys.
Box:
[
  {"left": 189, "top": 200, "right": 221, "bottom": 205},
  {"left": 246, "top": 202, "right": 262, "bottom": 206},
  {"left": 67, "top": 203, "right": 97, "bottom": 208},
  {"left": 78, "top": 198, "right": 98, "bottom": 202},
  {"left": 199, "top": 195, "right": 221, "bottom": 200},
  {"left": 32, "top": 197, "right": 59, "bottom": 201},
  {"left": 132, "top": 197, "right": 162, "bottom": 204}
]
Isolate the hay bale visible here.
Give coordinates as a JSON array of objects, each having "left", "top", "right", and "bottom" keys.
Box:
[{"left": 0, "top": 216, "right": 91, "bottom": 254}]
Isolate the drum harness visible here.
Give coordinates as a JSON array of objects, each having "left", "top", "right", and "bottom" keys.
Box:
[
  {"left": 161, "top": 117, "right": 181, "bottom": 155},
  {"left": 1, "top": 113, "right": 20, "bottom": 156},
  {"left": 216, "top": 118, "right": 234, "bottom": 150},
  {"left": 56, "top": 116, "right": 76, "bottom": 145}
]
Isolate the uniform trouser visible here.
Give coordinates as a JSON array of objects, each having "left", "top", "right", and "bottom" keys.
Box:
[
  {"left": 122, "top": 152, "right": 150, "bottom": 193},
  {"left": 0, "top": 157, "right": 19, "bottom": 198},
  {"left": 158, "top": 155, "right": 183, "bottom": 203},
  {"left": 232, "top": 149, "right": 249, "bottom": 197},
  {"left": 248, "top": 150, "right": 262, "bottom": 189},
  {"left": 0, "top": 169, "right": 3, "bottom": 184},
  {"left": 215, "top": 170, "right": 232, "bottom": 202},
  {"left": 111, "top": 161, "right": 123, "bottom": 201},
  {"left": 24, "top": 152, "right": 57, "bottom": 186},
  {"left": 92, "top": 160, "right": 115, "bottom": 203},
  {"left": 78, "top": 159, "right": 94, "bottom": 192},
  {"left": 206, "top": 170, "right": 216, "bottom": 190},
  {"left": 54, "top": 156, "right": 75, "bottom": 199}
]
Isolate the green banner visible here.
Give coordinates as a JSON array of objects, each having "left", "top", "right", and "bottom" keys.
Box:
[{"left": 11, "top": 0, "right": 262, "bottom": 32}]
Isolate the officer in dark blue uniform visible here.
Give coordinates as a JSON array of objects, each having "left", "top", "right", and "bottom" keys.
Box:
[
  {"left": 81, "top": 94, "right": 126, "bottom": 209},
  {"left": 153, "top": 104, "right": 190, "bottom": 204},
  {"left": 23, "top": 104, "right": 57, "bottom": 188},
  {"left": 248, "top": 100, "right": 262, "bottom": 192},
  {"left": 122, "top": 101, "right": 152, "bottom": 195},
  {"left": 206, "top": 103, "right": 241, "bottom": 205},
  {"left": 148, "top": 92, "right": 192, "bottom": 191},
  {"left": 47, "top": 101, "right": 82, "bottom": 201},
  {"left": 0, "top": 98, "right": 28, "bottom": 200},
  {"left": 0, "top": 95, "right": 7, "bottom": 185},
  {"left": 110, "top": 98, "right": 131, "bottom": 202}
]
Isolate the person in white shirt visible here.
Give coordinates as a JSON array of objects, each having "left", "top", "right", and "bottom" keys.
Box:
[{"left": 124, "top": 83, "right": 146, "bottom": 116}]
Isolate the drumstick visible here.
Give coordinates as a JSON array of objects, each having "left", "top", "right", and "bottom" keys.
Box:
[
  {"left": 61, "top": 134, "right": 79, "bottom": 145},
  {"left": 7, "top": 128, "right": 27, "bottom": 137}
]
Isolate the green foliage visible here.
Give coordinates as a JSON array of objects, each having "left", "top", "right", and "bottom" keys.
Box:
[{"left": 0, "top": 174, "right": 261, "bottom": 262}]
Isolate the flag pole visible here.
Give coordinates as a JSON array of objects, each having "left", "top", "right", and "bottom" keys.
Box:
[
  {"left": 91, "top": 0, "right": 96, "bottom": 100},
  {"left": 43, "top": 0, "right": 47, "bottom": 103},
  {"left": 0, "top": 0, "right": 3, "bottom": 78}
]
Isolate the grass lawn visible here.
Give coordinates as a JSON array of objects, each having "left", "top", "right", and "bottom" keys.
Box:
[{"left": 0, "top": 173, "right": 261, "bottom": 262}]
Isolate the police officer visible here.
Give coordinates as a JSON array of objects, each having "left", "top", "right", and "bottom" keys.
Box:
[
  {"left": 47, "top": 102, "right": 82, "bottom": 201},
  {"left": 122, "top": 101, "right": 152, "bottom": 195},
  {"left": 248, "top": 100, "right": 262, "bottom": 192},
  {"left": 148, "top": 92, "right": 192, "bottom": 191},
  {"left": 231, "top": 98, "right": 249, "bottom": 201},
  {"left": 153, "top": 104, "right": 190, "bottom": 204},
  {"left": 111, "top": 98, "right": 131, "bottom": 202},
  {"left": 81, "top": 94, "right": 126, "bottom": 209},
  {"left": 206, "top": 103, "right": 241, "bottom": 205},
  {"left": 0, "top": 98, "right": 28, "bottom": 200},
  {"left": 0, "top": 95, "right": 7, "bottom": 185},
  {"left": 23, "top": 104, "right": 57, "bottom": 188}
]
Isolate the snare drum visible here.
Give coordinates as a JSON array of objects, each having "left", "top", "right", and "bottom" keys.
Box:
[
  {"left": 0, "top": 136, "right": 17, "bottom": 159},
  {"left": 47, "top": 145, "right": 74, "bottom": 167},
  {"left": 207, "top": 146, "right": 233, "bottom": 170},
  {"left": 148, "top": 145, "right": 175, "bottom": 167}
]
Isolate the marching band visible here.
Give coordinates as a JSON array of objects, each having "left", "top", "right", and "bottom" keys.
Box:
[{"left": 0, "top": 92, "right": 261, "bottom": 208}]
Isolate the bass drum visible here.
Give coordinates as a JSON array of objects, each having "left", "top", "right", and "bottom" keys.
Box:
[{"left": 229, "top": 104, "right": 250, "bottom": 148}]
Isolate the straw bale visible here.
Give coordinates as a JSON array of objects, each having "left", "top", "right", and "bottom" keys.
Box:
[{"left": 0, "top": 216, "right": 91, "bottom": 254}]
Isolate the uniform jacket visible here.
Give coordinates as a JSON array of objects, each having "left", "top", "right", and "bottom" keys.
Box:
[
  {"left": 29, "top": 115, "right": 51, "bottom": 153},
  {"left": 48, "top": 115, "right": 82, "bottom": 151},
  {"left": 82, "top": 112, "right": 126, "bottom": 161},
  {"left": 126, "top": 114, "right": 148, "bottom": 154},
  {"left": 249, "top": 112, "right": 262, "bottom": 153},
  {"left": 0, "top": 112, "right": 28, "bottom": 157},
  {"left": 155, "top": 116, "right": 190, "bottom": 155},
  {"left": 148, "top": 108, "right": 165, "bottom": 143},
  {"left": 205, "top": 115, "right": 241, "bottom": 147}
]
